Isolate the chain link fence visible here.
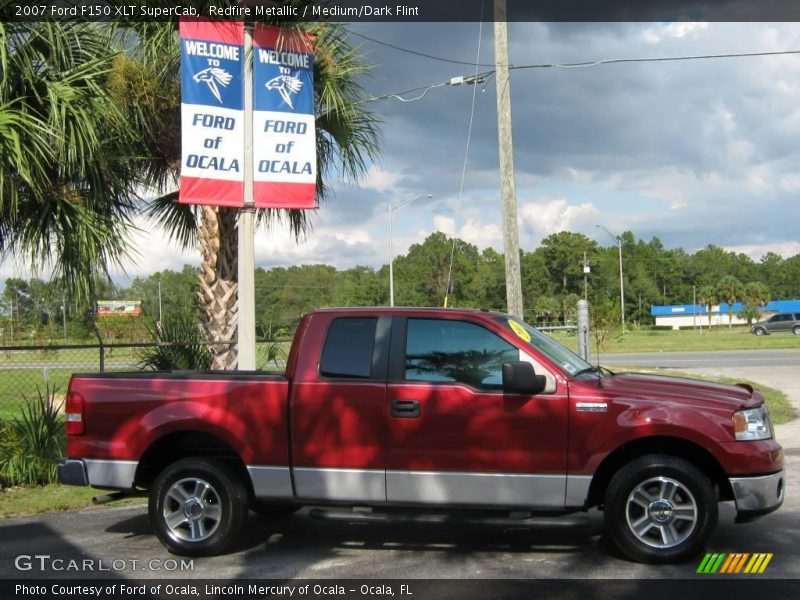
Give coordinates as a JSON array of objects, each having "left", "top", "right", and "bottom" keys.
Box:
[{"left": 0, "top": 341, "right": 249, "bottom": 420}]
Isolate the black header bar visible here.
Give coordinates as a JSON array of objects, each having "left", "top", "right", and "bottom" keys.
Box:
[{"left": 3, "top": 0, "right": 800, "bottom": 23}]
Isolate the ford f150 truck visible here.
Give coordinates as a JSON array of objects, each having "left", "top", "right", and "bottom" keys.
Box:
[{"left": 58, "top": 308, "right": 784, "bottom": 563}]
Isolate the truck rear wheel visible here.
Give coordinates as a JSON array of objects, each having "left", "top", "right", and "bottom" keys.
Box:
[
  {"left": 604, "top": 454, "right": 717, "bottom": 564},
  {"left": 149, "top": 458, "right": 248, "bottom": 556}
]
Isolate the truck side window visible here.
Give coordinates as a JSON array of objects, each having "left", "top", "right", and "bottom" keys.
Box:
[
  {"left": 320, "top": 317, "right": 377, "bottom": 379},
  {"left": 405, "top": 319, "right": 518, "bottom": 388}
]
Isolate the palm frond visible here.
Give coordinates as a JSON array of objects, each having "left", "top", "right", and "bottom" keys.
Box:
[
  {"left": 0, "top": 21, "right": 140, "bottom": 302},
  {"left": 145, "top": 191, "right": 199, "bottom": 249}
]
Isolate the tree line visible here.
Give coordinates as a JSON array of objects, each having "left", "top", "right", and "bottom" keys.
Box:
[{"left": 3, "top": 229, "right": 798, "bottom": 344}]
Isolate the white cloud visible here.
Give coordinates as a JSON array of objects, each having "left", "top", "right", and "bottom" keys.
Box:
[
  {"left": 458, "top": 219, "right": 503, "bottom": 248},
  {"left": 433, "top": 215, "right": 456, "bottom": 236},
  {"left": 642, "top": 22, "right": 709, "bottom": 44},
  {"left": 116, "top": 216, "right": 199, "bottom": 279},
  {"left": 361, "top": 165, "right": 405, "bottom": 193},
  {"left": 519, "top": 197, "right": 601, "bottom": 242},
  {"left": 720, "top": 241, "right": 800, "bottom": 261}
]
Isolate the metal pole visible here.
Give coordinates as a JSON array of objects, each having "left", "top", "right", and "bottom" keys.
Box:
[
  {"left": 157, "top": 281, "right": 163, "bottom": 323},
  {"left": 494, "top": 0, "right": 524, "bottom": 319},
  {"left": 618, "top": 236, "right": 625, "bottom": 333},
  {"left": 62, "top": 292, "right": 67, "bottom": 343},
  {"left": 576, "top": 299, "right": 591, "bottom": 363},
  {"left": 389, "top": 204, "right": 395, "bottom": 307},
  {"left": 238, "top": 20, "right": 256, "bottom": 370}
]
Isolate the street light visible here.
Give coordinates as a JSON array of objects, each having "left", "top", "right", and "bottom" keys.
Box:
[
  {"left": 596, "top": 224, "right": 626, "bottom": 333},
  {"left": 389, "top": 193, "right": 433, "bottom": 307}
]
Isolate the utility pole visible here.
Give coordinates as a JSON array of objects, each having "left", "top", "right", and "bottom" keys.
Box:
[
  {"left": 494, "top": 0, "right": 523, "bottom": 319},
  {"left": 237, "top": 20, "right": 256, "bottom": 370},
  {"left": 157, "top": 281, "right": 163, "bottom": 324}
]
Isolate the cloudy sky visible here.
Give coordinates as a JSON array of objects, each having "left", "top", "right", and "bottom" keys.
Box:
[{"left": 4, "top": 21, "right": 800, "bottom": 284}]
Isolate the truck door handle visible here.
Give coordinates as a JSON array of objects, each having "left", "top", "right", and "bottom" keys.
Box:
[{"left": 391, "top": 399, "right": 420, "bottom": 418}]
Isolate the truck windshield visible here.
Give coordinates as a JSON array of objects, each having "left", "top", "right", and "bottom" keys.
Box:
[{"left": 496, "top": 316, "right": 593, "bottom": 377}]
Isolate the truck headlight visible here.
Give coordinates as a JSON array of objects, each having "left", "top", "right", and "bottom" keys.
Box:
[{"left": 733, "top": 406, "right": 772, "bottom": 441}]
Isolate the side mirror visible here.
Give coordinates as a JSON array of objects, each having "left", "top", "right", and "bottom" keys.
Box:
[{"left": 502, "top": 361, "right": 547, "bottom": 395}]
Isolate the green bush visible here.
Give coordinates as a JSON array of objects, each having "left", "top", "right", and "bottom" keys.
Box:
[
  {"left": 138, "top": 312, "right": 212, "bottom": 371},
  {"left": 259, "top": 340, "right": 286, "bottom": 370},
  {"left": 0, "top": 386, "right": 65, "bottom": 487}
]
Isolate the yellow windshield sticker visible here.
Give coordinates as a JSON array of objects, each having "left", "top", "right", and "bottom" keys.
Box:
[{"left": 509, "top": 320, "right": 531, "bottom": 343}]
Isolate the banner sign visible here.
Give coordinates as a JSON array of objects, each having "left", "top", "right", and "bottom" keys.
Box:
[
  {"left": 179, "top": 19, "right": 245, "bottom": 207},
  {"left": 253, "top": 25, "right": 317, "bottom": 209},
  {"left": 96, "top": 301, "right": 143, "bottom": 317}
]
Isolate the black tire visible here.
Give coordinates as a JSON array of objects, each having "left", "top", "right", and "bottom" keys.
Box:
[
  {"left": 754, "top": 327, "right": 767, "bottom": 336},
  {"left": 793, "top": 326, "right": 800, "bottom": 335},
  {"left": 149, "top": 458, "right": 248, "bottom": 556},
  {"left": 603, "top": 454, "right": 717, "bottom": 564},
  {"left": 250, "top": 502, "right": 301, "bottom": 518}
]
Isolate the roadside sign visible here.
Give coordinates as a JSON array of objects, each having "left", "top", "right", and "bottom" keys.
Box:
[
  {"left": 179, "top": 19, "right": 245, "bottom": 207},
  {"left": 252, "top": 24, "right": 316, "bottom": 208}
]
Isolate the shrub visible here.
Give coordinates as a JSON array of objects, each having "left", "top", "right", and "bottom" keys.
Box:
[
  {"left": 259, "top": 340, "right": 286, "bottom": 370},
  {"left": 138, "top": 312, "right": 212, "bottom": 371},
  {"left": 0, "top": 386, "right": 65, "bottom": 487}
]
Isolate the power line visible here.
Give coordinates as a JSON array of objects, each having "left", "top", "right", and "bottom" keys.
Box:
[
  {"left": 346, "top": 28, "right": 497, "bottom": 68},
  {"left": 360, "top": 71, "right": 492, "bottom": 105},
  {"left": 358, "top": 46, "right": 800, "bottom": 106},
  {"left": 510, "top": 49, "right": 800, "bottom": 71},
  {"left": 347, "top": 24, "right": 800, "bottom": 71},
  {"left": 445, "top": 6, "right": 485, "bottom": 308}
]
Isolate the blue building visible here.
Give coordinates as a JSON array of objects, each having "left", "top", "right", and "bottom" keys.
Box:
[{"left": 651, "top": 299, "right": 800, "bottom": 329}]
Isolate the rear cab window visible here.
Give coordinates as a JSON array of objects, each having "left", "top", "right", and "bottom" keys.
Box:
[{"left": 319, "top": 317, "right": 377, "bottom": 378}]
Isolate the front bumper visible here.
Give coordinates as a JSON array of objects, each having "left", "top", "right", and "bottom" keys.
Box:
[
  {"left": 57, "top": 459, "right": 89, "bottom": 487},
  {"left": 730, "top": 469, "right": 785, "bottom": 522}
]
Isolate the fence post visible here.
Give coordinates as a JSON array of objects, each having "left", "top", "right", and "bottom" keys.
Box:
[
  {"left": 93, "top": 328, "right": 105, "bottom": 372},
  {"left": 577, "top": 299, "right": 591, "bottom": 363}
]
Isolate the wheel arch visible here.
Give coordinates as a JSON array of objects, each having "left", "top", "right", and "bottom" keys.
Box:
[
  {"left": 134, "top": 430, "right": 254, "bottom": 499},
  {"left": 587, "top": 436, "right": 733, "bottom": 508}
]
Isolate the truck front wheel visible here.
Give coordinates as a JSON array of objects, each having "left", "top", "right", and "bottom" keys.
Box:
[
  {"left": 149, "top": 458, "right": 248, "bottom": 556},
  {"left": 604, "top": 454, "right": 717, "bottom": 563}
]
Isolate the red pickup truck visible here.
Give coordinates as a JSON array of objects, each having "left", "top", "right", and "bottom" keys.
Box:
[{"left": 58, "top": 308, "right": 784, "bottom": 563}]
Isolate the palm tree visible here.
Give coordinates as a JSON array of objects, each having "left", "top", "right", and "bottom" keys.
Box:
[
  {"left": 744, "top": 281, "right": 770, "bottom": 308},
  {"left": 698, "top": 285, "right": 717, "bottom": 328},
  {"left": 116, "top": 21, "right": 381, "bottom": 369},
  {"left": 716, "top": 275, "right": 744, "bottom": 328},
  {"left": 0, "top": 22, "right": 141, "bottom": 301}
]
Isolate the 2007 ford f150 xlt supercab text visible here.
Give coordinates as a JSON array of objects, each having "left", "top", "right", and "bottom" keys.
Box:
[{"left": 58, "top": 308, "right": 784, "bottom": 563}]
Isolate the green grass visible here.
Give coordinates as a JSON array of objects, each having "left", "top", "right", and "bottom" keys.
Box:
[
  {"left": 545, "top": 326, "right": 800, "bottom": 354},
  {"left": 0, "top": 484, "right": 144, "bottom": 518},
  {"left": 618, "top": 367, "right": 796, "bottom": 425},
  {"left": 0, "top": 370, "right": 73, "bottom": 420}
]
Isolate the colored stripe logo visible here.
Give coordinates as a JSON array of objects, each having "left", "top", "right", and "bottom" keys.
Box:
[{"left": 696, "top": 553, "right": 773, "bottom": 574}]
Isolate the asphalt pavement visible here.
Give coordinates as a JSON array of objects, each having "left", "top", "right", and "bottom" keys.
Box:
[{"left": 602, "top": 348, "right": 800, "bottom": 368}]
